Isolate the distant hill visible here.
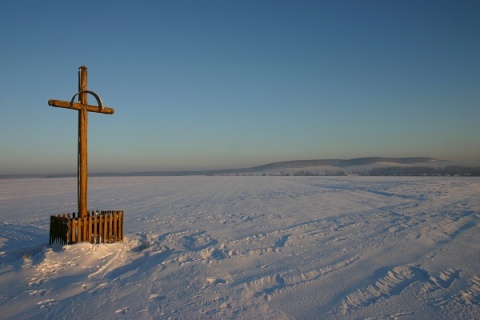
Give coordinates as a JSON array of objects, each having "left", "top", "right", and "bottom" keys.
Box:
[
  {"left": 123, "top": 157, "right": 443, "bottom": 176},
  {"left": 247, "top": 157, "right": 439, "bottom": 172}
]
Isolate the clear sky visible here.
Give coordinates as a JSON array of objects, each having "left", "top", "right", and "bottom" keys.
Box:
[{"left": 1, "top": 0, "right": 479, "bottom": 175}]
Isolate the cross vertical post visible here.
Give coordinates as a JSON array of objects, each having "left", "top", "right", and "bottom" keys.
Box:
[{"left": 78, "top": 66, "right": 88, "bottom": 219}]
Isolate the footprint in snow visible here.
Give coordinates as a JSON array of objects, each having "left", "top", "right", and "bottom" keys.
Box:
[
  {"left": 149, "top": 293, "right": 166, "bottom": 301},
  {"left": 115, "top": 307, "right": 129, "bottom": 314},
  {"left": 37, "top": 299, "right": 56, "bottom": 309}
]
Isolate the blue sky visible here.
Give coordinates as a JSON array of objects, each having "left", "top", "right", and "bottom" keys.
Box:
[{"left": 1, "top": 0, "right": 479, "bottom": 174}]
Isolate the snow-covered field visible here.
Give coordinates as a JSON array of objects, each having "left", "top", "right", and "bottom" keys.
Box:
[{"left": 1, "top": 176, "right": 479, "bottom": 319}]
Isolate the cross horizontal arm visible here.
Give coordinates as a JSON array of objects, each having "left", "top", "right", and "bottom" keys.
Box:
[{"left": 48, "top": 99, "right": 115, "bottom": 114}]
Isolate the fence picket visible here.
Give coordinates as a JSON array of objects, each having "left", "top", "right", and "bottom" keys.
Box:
[
  {"left": 72, "top": 217, "right": 77, "bottom": 243},
  {"left": 93, "top": 213, "right": 97, "bottom": 243},
  {"left": 104, "top": 211, "right": 108, "bottom": 243}
]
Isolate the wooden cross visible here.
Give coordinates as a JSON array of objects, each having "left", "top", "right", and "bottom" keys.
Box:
[{"left": 48, "top": 66, "right": 115, "bottom": 219}]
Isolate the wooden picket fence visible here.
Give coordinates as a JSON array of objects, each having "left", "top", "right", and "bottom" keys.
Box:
[{"left": 49, "top": 210, "right": 124, "bottom": 245}]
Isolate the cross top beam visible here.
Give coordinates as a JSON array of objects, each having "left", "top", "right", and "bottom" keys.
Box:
[{"left": 48, "top": 66, "right": 115, "bottom": 218}]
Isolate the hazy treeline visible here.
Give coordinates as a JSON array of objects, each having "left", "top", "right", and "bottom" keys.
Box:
[{"left": 367, "top": 166, "right": 480, "bottom": 176}]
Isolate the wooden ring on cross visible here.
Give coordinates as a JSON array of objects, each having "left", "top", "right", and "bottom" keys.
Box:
[{"left": 70, "top": 90, "right": 104, "bottom": 111}]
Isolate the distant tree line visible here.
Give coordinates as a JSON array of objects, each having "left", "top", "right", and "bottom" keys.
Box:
[
  {"left": 367, "top": 166, "right": 480, "bottom": 176},
  {"left": 290, "top": 170, "right": 347, "bottom": 176}
]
